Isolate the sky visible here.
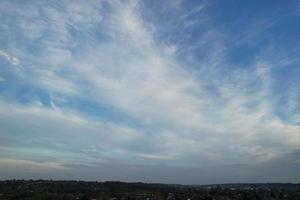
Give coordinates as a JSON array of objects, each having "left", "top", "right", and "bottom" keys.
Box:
[{"left": 0, "top": 0, "right": 299, "bottom": 184}]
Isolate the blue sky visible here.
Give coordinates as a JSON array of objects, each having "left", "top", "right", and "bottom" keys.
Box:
[{"left": 0, "top": 0, "right": 299, "bottom": 184}]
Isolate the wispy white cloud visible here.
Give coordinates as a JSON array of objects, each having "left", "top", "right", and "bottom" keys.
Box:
[
  {"left": 0, "top": 50, "right": 20, "bottom": 65},
  {"left": 0, "top": 158, "right": 67, "bottom": 172},
  {"left": 0, "top": 0, "right": 299, "bottom": 182},
  {"left": 0, "top": 102, "right": 142, "bottom": 165}
]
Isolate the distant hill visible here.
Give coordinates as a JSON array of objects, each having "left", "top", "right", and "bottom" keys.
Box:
[{"left": 0, "top": 180, "right": 299, "bottom": 200}]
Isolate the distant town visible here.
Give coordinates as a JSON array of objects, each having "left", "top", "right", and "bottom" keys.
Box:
[{"left": 0, "top": 180, "right": 299, "bottom": 200}]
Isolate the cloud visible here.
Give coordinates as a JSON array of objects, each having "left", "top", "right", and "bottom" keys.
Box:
[
  {"left": 37, "top": 70, "right": 77, "bottom": 95},
  {"left": 0, "top": 158, "right": 66, "bottom": 172},
  {"left": 0, "top": 0, "right": 299, "bottom": 183},
  {"left": 0, "top": 50, "right": 20, "bottom": 66},
  {"left": 0, "top": 102, "right": 142, "bottom": 164}
]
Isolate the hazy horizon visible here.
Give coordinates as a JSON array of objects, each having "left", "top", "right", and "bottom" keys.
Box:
[
  {"left": 1, "top": 179, "right": 299, "bottom": 186},
  {"left": 0, "top": 0, "right": 299, "bottom": 185}
]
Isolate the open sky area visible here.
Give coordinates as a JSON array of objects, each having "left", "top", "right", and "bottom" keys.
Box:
[{"left": 0, "top": 0, "right": 299, "bottom": 184}]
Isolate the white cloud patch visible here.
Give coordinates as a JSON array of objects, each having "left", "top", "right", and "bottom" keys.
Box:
[
  {"left": 0, "top": 158, "right": 66, "bottom": 172},
  {"left": 0, "top": 50, "right": 20, "bottom": 65},
  {"left": 0, "top": 102, "right": 143, "bottom": 166}
]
